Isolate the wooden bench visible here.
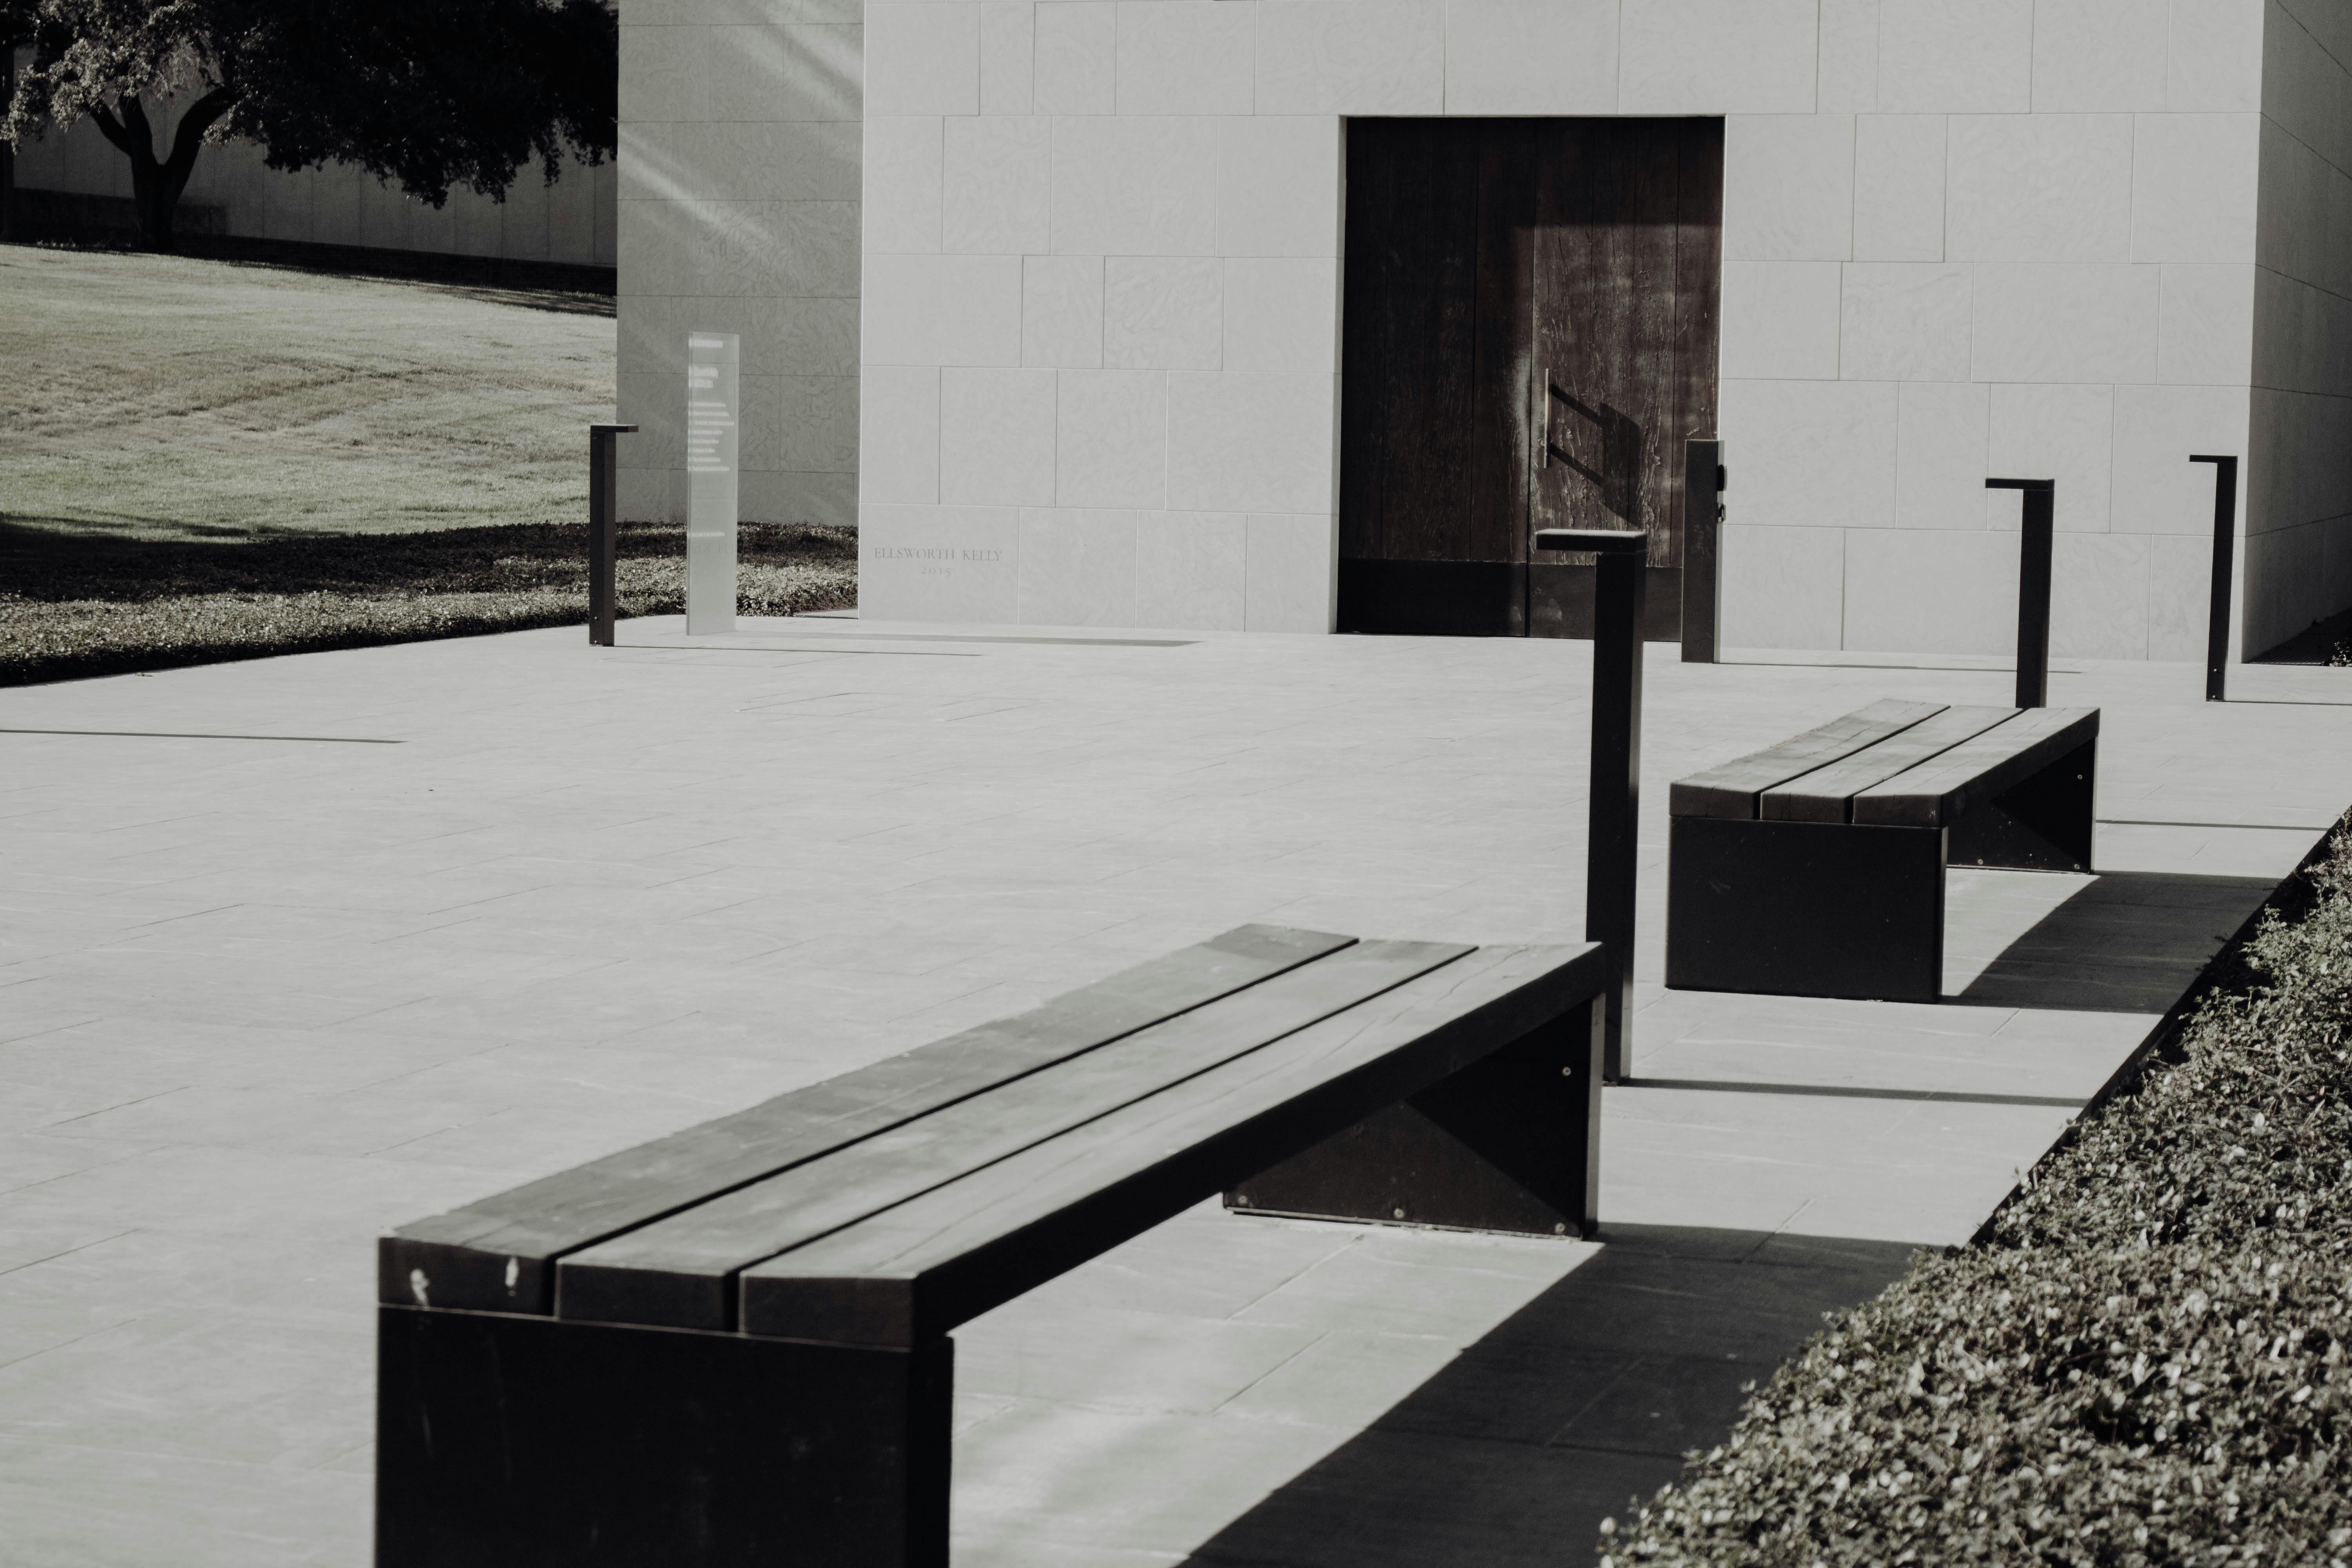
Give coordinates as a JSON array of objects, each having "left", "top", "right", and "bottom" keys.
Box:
[
  {"left": 1665, "top": 700, "right": 2098, "bottom": 1004},
  {"left": 375, "top": 924, "right": 1611, "bottom": 1568}
]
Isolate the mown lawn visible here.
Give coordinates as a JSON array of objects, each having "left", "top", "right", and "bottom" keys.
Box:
[{"left": 0, "top": 244, "right": 854, "bottom": 683}]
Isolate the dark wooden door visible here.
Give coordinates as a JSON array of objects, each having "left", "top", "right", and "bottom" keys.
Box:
[{"left": 1337, "top": 118, "right": 1722, "bottom": 639}]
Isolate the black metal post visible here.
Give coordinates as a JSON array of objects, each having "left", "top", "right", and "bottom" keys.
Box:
[
  {"left": 2190, "top": 454, "right": 2238, "bottom": 701},
  {"left": 1986, "top": 478, "right": 2054, "bottom": 708},
  {"left": 1535, "top": 526, "right": 1647, "bottom": 1082},
  {"left": 1679, "top": 437, "right": 1724, "bottom": 664},
  {"left": 588, "top": 423, "right": 637, "bottom": 646}
]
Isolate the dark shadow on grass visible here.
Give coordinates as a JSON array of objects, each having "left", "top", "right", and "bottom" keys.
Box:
[
  {"left": 0, "top": 520, "right": 857, "bottom": 685},
  {"left": 5, "top": 233, "right": 616, "bottom": 314},
  {"left": 1948, "top": 869, "right": 2282, "bottom": 1013},
  {"left": 1, "top": 519, "right": 853, "bottom": 601},
  {"left": 1179, "top": 1224, "right": 1918, "bottom": 1568}
]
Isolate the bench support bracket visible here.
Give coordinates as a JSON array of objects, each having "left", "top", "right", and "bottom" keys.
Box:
[
  {"left": 1949, "top": 739, "right": 2095, "bottom": 874},
  {"left": 1224, "top": 998, "right": 1604, "bottom": 1238}
]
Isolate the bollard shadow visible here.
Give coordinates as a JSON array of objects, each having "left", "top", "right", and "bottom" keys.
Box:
[
  {"left": 1945, "top": 869, "right": 2278, "bottom": 1013},
  {"left": 1178, "top": 1225, "right": 1918, "bottom": 1568},
  {"left": 1546, "top": 389, "right": 1646, "bottom": 526}
]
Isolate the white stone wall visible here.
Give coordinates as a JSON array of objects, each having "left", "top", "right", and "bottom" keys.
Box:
[
  {"left": 2247, "top": 0, "right": 2352, "bottom": 654},
  {"left": 615, "top": 0, "right": 862, "bottom": 528},
  {"left": 13, "top": 99, "right": 615, "bottom": 269},
  {"left": 852, "top": 0, "right": 2305, "bottom": 653},
  {"left": 857, "top": 0, "right": 1345, "bottom": 627},
  {"left": 1718, "top": 0, "right": 2266, "bottom": 660}
]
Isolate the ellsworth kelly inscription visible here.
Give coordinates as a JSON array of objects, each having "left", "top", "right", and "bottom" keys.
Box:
[{"left": 870, "top": 544, "right": 1005, "bottom": 579}]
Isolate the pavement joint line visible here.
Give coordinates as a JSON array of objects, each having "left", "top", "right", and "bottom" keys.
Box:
[
  {"left": 0, "top": 1229, "right": 142, "bottom": 1281},
  {"left": 2098, "top": 818, "right": 2336, "bottom": 831},
  {"left": 612, "top": 642, "right": 984, "bottom": 658},
  {"left": 1617, "top": 1078, "right": 2088, "bottom": 1109},
  {"left": 1721, "top": 661, "right": 2087, "bottom": 675},
  {"left": 0, "top": 728, "right": 404, "bottom": 744},
  {"left": 654, "top": 630, "right": 1200, "bottom": 648},
  {"left": 0, "top": 1321, "right": 142, "bottom": 1376}
]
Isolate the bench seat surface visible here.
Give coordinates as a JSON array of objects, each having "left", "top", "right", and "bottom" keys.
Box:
[
  {"left": 1675, "top": 704, "right": 2098, "bottom": 828},
  {"left": 737, "top": 941, "right": 1603, "bottom": 1347},
  {"left": 1668, "top": 699, "right": 1943, "bottom": 819},
  {"left": 553, "top": 938, "right": 1474, "bottom": 1331},
  {"left": 384, "top": 926, "right": 1607, "bottom": 1347},
  {"left": 381, "top": 924, "right": 1356, "bottom": 1313},
  {"left": 1758, "top": 705, "right": 2014, "bottom": 823},
  {"left": 1852, "top": 706, "right": 2098, "bottom": 827}
]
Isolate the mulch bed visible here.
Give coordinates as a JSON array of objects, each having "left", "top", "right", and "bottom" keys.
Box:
[
  {"left": 1603, "top": 822, "right": 2352, "bottom": 1567},
  {"left": 0, "top": 521, "right": 857, "bottom": 686}
]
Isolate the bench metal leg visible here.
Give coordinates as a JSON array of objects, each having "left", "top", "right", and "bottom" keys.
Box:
[
  {"left": 1949, "top": 737, "right": 2095, "bottom": 874},
  {"left": 1221, "top": 995, "right": 1605, "bottom": 1239},
  {"left": 376, "top": 1307, "right": 951, "bottom": 1568},
  {"left": 1664, "top": 816, "right": 1946, "bottom": 1004}
]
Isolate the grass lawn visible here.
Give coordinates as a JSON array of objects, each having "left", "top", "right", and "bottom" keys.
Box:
[
  {"left": 0, "top": 244, "right": 853, "bottom": 683},
  {"left": 0, "top": 242, "right": 616, "bottom": 539}
]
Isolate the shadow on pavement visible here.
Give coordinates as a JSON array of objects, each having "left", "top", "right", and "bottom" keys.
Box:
[
  {"left": 1951, "top": 869, "right": 2279, "bottom": 1013},
  {"left": 1181, "top": 1225, "right": 1918, "bottom": 1568}
]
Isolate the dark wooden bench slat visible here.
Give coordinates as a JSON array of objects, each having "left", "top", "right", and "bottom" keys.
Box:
[
  {"left": 736, "top": 942, "right": 1610, "bottom": 1347},
  {"left": 553, "top": 939, "right": 1476, "bottom": 1330},
  {"left": 1758, "top": 705, "right": 2018, "bottom": 823},
  {"left": 1851, "top": 707, "right": 2100, "bottom": 828},
  {"left": 379, "top": 924, "right": 1356, "bottom": 1313},
  {"left": 1667, "top": 699, "right": 1946, "bottom": 820}
]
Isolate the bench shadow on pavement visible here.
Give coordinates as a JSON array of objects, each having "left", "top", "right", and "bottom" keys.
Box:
[
  {"left": 1949, "top": 869, "right": 2278, "bottom": 1013},
  {"left": 1180, "top": 1225, "right": 1918, "bottom": 1568},
  {"left": 1178, "top": 872, "right": 2277, "bottom": 1565}
]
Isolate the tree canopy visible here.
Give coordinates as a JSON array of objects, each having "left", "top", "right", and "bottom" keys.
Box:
[{"left": 0, "top": 0, "right": 616, "bottom": 250}]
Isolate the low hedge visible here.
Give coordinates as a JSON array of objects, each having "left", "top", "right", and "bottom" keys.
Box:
[
  {"left": 1605, "top": 826, "right": 2352, "bottom": 1567},
  {"left": 0, "top": 520, "right": 857, "bottom": 686}
]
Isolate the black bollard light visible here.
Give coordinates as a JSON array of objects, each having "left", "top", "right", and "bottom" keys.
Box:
[
  {"left": 2190, "top": 455, "right": 2238, "bottom": 702},
  {"left": 1535, "top": 526, "right": 1648, "bottom": 1082},
  {"left": 1680, "top": 437, "right": 1725, "bottom": 664},
  {"left": 588, "top": 423, "right": 639, "bottom": 647},
  {"left": 1986, "top": 478, "right": 2054, "bottom": 708}
]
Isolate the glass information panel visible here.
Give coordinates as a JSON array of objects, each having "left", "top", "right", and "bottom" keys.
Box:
[{"left": 684, "top": 332, "right": 739, "bottom": 635}]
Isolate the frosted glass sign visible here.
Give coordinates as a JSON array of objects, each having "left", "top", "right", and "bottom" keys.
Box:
[{"left": 684, "top": 332, "right": 739, "bottom": 635}]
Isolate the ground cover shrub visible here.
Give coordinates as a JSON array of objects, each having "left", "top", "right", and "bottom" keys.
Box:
[
  {"left": 1604, "top": 829, "right": 2352, "bottom": 1568},
  {"left": 0, "top": 520, "right": 857, "bottom": 685}
]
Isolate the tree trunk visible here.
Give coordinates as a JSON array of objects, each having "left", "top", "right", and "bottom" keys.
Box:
[
  {"left": 90, "top": 89, "right": 235, "bottom": 253},
  {"left": 1, "top": 48, "right": 16, "bottom": 244}
]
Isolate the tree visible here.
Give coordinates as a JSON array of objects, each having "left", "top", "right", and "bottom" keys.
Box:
[
  {"left": 0, "top": 0, "right": 615, "bottom": 252},
  {"left": 0, "top": 3, "right": 33, "bottom": 240}
]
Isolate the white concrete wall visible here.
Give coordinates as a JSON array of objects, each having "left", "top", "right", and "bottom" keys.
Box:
[
  {"left": 615, "top": 0, "right": 862, "bottom": 528},
  {"left": 2247, "top": 0, "right": 2352, "bottom": 654},
  {"left": 851, "top": 0, "right": 2294, "bottom": 652},
  {"left": 13, "top": 98, "right": 615, "bottom": 269}
]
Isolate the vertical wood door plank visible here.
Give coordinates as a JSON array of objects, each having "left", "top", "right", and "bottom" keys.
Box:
[
  {"left": 1671, "top": 118, "right": 1726, "bottom": 524},
  {"left": 1471, "top": 122, "right": 1538, "bottom": 579}
]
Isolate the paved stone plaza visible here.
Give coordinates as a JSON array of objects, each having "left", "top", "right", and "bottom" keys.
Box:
[{"left": 3, "top": 619, "right": 2349, "bottom": 1566}]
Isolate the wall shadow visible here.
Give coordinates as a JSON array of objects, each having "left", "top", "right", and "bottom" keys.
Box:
[
  {"left": 1179, "top": 1225, "right": 1917, "bottom": 1568},
  {"left": 1948, "top": 869, "right": 2279, "bottom": 1013}
]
